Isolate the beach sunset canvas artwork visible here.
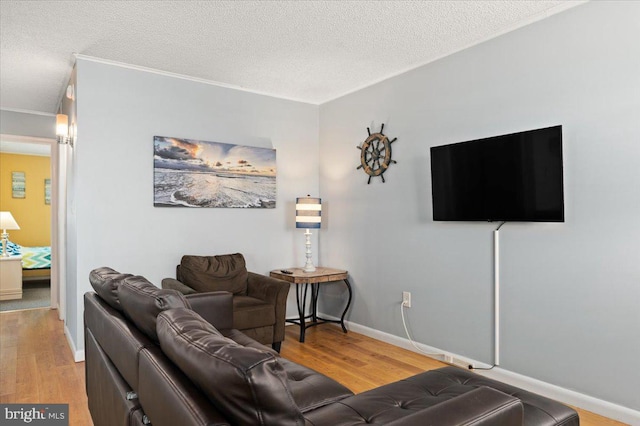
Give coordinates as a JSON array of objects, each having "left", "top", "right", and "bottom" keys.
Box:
[{"left": 154, "top": 136, "right": 276, "bottom": 208}]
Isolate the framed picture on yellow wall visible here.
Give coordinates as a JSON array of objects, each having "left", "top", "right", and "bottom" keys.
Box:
[
  {"left": 12, "top": 171, "right": 25, "bottom": 198},
  {"left": 45, "top": 178, "right": 51, "bottom": 205}
]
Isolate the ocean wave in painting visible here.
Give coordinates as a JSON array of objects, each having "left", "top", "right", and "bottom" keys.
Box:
[{"left": 154, "top": 168, "right": 276, "bottom": 208}]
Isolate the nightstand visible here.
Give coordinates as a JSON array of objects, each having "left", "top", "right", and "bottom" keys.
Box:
[{"left": 0, "top": 256, "right": 23, "bottom": 300}]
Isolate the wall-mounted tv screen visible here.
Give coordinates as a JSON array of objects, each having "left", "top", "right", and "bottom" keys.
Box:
[{"left": 430, "top": 125, "right": 564, "bottom": 222}]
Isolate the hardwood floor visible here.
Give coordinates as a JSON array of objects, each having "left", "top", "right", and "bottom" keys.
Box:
[
  {"left": 0, "top": 308, "right": 92, "bottom": 425},
  {"left": 0, "top": 308, "right": 628, "bottom": 426},
  {"left": 282, "top": 325, "right": 628, "bottom": 426}
]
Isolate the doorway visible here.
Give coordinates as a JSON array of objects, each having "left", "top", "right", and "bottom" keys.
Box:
[{"left": 0, "top": 134, "right": 60, "bottom": 314}]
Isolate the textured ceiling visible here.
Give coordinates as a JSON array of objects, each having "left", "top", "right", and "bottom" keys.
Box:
[{"left": 0, "top": 1, "right": 583, "bottom": 113}]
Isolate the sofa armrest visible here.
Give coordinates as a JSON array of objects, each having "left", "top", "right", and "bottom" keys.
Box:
[
  {"left": 185, "top": 291, "right": 234, "bottom": 330},
  {"left": 161, "top": 278, "right": 197, "bottom": 295},
  {"left": 385, "top": 387, "right": 523, "bottom": 426},
  {"left": 246, "top": 272, "right": 289, "bottom": 303},
  {"left": 246, "top": 272, "right": 290, "bottom": 342}
]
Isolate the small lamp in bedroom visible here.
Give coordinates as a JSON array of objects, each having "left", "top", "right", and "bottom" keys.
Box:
[
  {"left": 0, "top": 212, "right": 20, "bottom": 257},
  {"left": 295, "top": 196, "right": 322, "bottom": 272}
]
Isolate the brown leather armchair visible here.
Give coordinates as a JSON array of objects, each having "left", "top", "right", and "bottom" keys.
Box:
[{"left": 162, "top": 253, "right": 290, "bottom": 351}]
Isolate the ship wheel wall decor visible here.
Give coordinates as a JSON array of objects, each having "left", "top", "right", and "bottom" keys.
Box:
[{"left": 357, "top": 123, "right": 397, "bottom": 184}]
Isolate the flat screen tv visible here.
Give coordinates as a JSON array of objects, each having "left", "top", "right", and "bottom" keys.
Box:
[{"left": 430, "top": 125, "right": 564, "bottom": 222}]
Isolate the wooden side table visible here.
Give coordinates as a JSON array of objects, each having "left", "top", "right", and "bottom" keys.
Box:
[
  {"left": 270, "top": 267, "right": 352, "bottom": 343},
  {"left": 0, "top": 256, "right": 23, "bottom": 300}
]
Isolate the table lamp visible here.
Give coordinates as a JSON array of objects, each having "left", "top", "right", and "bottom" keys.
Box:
[
  {"left": 0, "top": 212, "right": 20, "bottom": 257},
  {"left": 295, "top": 196, "right": 321, "bottom": 272}
]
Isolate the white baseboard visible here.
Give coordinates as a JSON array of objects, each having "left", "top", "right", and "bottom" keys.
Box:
[
  {"left": 63, "top": 323, "right": 85, "bottom": 362},
  {"left": 321, "top": 314, "right": 640, "bottom": 425},
  {"left": 484, "top": 368, "right": 640, "bottom": 425}
]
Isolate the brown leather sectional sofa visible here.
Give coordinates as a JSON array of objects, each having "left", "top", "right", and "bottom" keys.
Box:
[{"left": 84, "top": 267, "right": 579, "bottom": 426}]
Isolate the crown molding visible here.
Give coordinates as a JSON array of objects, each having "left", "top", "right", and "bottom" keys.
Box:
[{"left": 73, "top": 54, "right": 317, "bottom": 106}]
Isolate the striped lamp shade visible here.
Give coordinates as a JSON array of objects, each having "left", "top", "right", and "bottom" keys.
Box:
[{"left": 295, "top": 197, "right": 322, "bottom": 229}]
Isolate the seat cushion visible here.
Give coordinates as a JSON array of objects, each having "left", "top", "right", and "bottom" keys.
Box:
[
  {"left": 157, "top": 308, "right": 305, "bottom": 426},
  {"left": 179, "top": 253, "right": 248, "bottom": 295},
  {"left": 232, "top": 295, "right": 276, "bottom": 330}
]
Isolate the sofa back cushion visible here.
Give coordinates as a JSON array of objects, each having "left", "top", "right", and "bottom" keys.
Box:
[
  {"left": 178, "top": 253, "right": 248, "bottom": 295},
  {"left": 118, "top": 275, "right": 190, "bottom": 343},
  {"left": 157, "top": 308, "right": 305, "bottom": 426},
  {"left": 89, "top": 267, "right": 134, "bottom": 311}
]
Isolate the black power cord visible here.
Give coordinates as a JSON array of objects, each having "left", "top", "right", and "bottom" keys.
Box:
[{"left": 468, "top": 364, "right": 497, "bottom": 371}]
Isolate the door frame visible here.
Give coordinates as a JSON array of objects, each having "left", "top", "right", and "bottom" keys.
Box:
[{"left": 0, "top": 134, "right": 64, "bottom": 319}]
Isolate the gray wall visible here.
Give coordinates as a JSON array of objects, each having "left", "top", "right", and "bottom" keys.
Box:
[
  {"left": 318, "top": 1, "right": 639, "bottom": 410},
  {"left": 0, "top": 109, "right": 55, "bottom": 138},
  {"left": 67, "top": 59, "right": 320, "bottom": 351}
]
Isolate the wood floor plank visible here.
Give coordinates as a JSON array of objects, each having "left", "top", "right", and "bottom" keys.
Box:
[{"left": 14, "top": 354, "right": 39, "bottom": 402}]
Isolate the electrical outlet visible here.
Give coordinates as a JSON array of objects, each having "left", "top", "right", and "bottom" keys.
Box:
[{"left": 402, "top": 291, "right": 411, "bottom": 308}]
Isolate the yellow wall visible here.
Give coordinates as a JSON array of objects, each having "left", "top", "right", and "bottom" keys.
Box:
[{"left": 0, "top": 153, "right": 51, "bottom": 247}]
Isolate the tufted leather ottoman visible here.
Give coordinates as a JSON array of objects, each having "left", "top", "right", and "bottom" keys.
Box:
[
  {"left": 304, "top": 366, "right": 579, "bottom": 426},
  {"left": 428, "top": 367, "right": 580, "bottom": 425}
]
